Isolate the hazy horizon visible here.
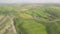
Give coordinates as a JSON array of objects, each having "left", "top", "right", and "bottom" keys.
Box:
[{"left": 0, "top": 0, "right": 60, "bottom": 4}]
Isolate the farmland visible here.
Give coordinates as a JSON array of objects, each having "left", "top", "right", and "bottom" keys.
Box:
[{"left": 0, "top": 4, "right": 60, "bottom": 34}]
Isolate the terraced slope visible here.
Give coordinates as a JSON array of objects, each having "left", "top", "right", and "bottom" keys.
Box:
[{"left": 0, "top": 15, "right": 17, "bottom": 34}]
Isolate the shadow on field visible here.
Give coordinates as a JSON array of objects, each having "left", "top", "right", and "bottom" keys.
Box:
[{"left": 14, "top": 19, "right": 28, "bottom": 34}]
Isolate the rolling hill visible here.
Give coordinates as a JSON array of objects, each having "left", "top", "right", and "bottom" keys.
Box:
[{"left": 0, "top": 4, "right": 60, "bottom": 34}]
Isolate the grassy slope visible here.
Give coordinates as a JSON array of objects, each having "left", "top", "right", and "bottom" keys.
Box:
[{"left": 0, "top": 5, "right": 60, "bottom": 34}]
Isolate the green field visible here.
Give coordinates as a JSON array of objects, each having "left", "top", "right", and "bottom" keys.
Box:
[{"left": 0, "top": 4, "right": 60, "bottom": 34}]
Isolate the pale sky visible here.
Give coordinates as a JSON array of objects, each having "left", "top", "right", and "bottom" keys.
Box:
[{"left": 0, "top": 0, "right": 60, "bottom": 3}]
